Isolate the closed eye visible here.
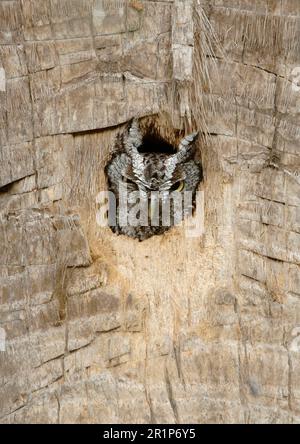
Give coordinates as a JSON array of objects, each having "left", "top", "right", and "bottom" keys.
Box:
[
  {"left": 170, "top": 180, "right": 185, "bottom": 192},
  {"left": 122, "top": 176, "right": 137, "bottom": 187}
]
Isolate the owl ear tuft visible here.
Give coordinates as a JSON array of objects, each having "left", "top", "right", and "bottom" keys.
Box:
[
  {"left": 176, "top": 131, "right": 198, "bottom": 162},
  {"left": 123, "top": 118, "right": 145, "bottom": 180},
  {"left": 124, "top": 118, "right": 143, "bottom": 156}
]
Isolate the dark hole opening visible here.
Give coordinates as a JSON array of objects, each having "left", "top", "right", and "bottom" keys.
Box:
[{"left": 138, "top": 132, "right": 176, "bottom": 154}]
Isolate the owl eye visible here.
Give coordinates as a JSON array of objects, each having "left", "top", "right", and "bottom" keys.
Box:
[
  {"left": 122, "top": 176, "right": 137, "bottom": 187},
  {"left": 170, "top": 180, "right": 185, "bottom": 192}
]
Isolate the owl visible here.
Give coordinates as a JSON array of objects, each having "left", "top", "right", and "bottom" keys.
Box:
[{"left": 105, "top": 119, "right": 202, "bottom": 241}]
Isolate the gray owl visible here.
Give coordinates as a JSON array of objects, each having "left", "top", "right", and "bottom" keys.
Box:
[{"left": 105, "top": 119, "right": 202, "bottom": 241}]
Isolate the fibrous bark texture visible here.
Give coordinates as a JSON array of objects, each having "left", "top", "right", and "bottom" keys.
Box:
[{"left": 0, "top": 0, "right": 300, "bottom": 424}]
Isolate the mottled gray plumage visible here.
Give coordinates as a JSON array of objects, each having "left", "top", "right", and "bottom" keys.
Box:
[{"left": 105, "top": 119, "right": 202, "bottom": 241}]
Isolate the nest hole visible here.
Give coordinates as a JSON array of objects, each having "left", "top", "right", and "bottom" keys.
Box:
[{"left": 138, "top": 131, "right": 176, "bottom": 155}]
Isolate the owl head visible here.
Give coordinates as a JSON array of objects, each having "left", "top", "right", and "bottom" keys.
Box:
[{"left": 105, "top": 119, "right": 202, "bottom": 240}]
